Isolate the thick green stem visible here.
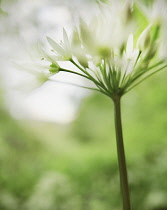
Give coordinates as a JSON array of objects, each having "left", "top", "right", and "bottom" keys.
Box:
[{"left": 113, "top": 95, "right": 131, "bottom": 210}]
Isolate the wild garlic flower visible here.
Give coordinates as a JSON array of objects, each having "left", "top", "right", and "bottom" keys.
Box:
[
  {"left": 139, "top": 0, "right": 167, "bottom": 24},
  {"left": 40, "top": 1, "right": 167, "bottom": 100}
]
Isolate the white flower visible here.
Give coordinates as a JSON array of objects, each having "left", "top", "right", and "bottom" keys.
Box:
[
  {"left": 150, "top": 0, "right": 167, "bottom": 23},
  {"left": 139, "top": 0, "right": 167, "bottom": 24},
  {"left": 126, "top": 34, "right": 135, "bottom": 59},
  {"left": 121, "top": 34, "right": 140, "bottom": 75},
  {"left": 40, "top": 1, "right": 167, "bottom": 98},
  {"left": 47, "top": 28, "right": 72, "bottom": 61}
]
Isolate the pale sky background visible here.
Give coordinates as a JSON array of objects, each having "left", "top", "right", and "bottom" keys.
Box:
[{"left": 0, "top": 0, "right": 98, "bottom": 123}]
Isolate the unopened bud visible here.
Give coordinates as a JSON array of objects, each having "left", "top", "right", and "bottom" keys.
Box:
[
  {"left": 49, "top": 62, "right": 60, "bottom": 74},
  {"left": 152, "top": 24, "right": 160, "bottom": 42},
  {"left": 144, "top": 44, "right": 157, "bottom": 61},
  {"left": 119, "top": 43, "right": 125, "bottom": 56},
  {"left": 78, "top": 57, "right": 88, "bottom": 68},
  {"left": 123, "top": 1, "right": 133, "bottom": 24},
  {"left": 136, "top": 25, "right": 152, "bottom": 51}
]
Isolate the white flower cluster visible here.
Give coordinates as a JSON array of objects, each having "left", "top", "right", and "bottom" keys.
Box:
[{"left": 41, "top": 0, "right": 167, "bottom": 99}]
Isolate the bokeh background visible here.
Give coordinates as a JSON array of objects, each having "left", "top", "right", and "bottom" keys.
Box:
[{"left": 1, "top": 0, "right": 167, "bottom": 209}]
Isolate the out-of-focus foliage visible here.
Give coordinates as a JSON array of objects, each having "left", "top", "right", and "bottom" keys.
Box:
[
  {"left": 1, "top": 71, "right": 167, "bottom": 210},
  {"left": 0, "top": 88, "right": 43, "bottom": 209}
]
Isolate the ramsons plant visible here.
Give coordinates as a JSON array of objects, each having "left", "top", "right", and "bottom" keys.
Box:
[{"left": 37, "top": 0, "right": 167, "bottom": 209}]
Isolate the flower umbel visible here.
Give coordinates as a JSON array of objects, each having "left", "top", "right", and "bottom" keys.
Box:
[{"left": 43, "top": 2, "right": 167, "bottom": 100}]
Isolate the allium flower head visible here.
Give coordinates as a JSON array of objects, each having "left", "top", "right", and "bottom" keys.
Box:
[
  {"left": 40, "top": 0, "right": 167, "bottom": 100},
  {"left": 140, "top": 0, "right": 167, "bottom": 24}
]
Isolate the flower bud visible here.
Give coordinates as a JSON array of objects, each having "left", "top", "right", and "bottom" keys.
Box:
[
  {"left": 144, "top": 44, "right": 157, "bottom": 61},
  {"left": 123, "top": 1, "right": 133, "bottom": 24},
  {"left": 136, "top": 25, "right": 152, "bottom": 51},
  {"left": 49, "top": 62, "right": 60, "bottom": 74},
  {"left": 78, "top": 58, "right": 88, "bottom": 68}
]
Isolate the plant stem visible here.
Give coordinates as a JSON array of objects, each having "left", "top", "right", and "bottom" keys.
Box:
[{"left": 113, "top": 95, "right": 131, "bottom": 210}]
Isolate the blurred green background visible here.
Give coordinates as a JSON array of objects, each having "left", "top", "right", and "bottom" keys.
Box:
[
  {"left": 1, "top": 72, "right": 167, "bottom": 210},
  {"left": 1, "top": 0, "right": 167, "bottom": 210}
]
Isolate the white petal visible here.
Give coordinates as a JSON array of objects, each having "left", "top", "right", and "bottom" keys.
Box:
[
  {"left": 132, "top": 49, "right": 140, "bottom": 61},
  {"left": 63, "top": 28, "right": 71, "bottom": 50},
  {"left": 126, "top": 34, "right": 134, "bottom": 58},
  {"left": 47, "top": 37, "right": 65, "bottom": 55}
]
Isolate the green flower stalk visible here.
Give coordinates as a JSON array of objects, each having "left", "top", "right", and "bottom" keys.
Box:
[{"left": 38, "top": 1, "right": 167, "bottom": 209}]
